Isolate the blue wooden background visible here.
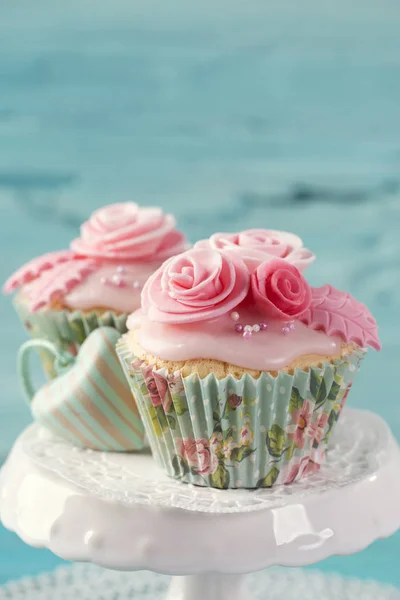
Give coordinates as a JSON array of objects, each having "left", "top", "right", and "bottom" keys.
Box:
[{"left": 0, "top": 0, "right": 399, "bottom": 588}]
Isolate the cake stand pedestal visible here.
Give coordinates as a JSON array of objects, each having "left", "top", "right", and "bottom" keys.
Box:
[{"left": 1, "top": 409, "right": 399, "bottom": 600}]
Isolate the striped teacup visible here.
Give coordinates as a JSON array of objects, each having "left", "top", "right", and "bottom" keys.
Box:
[{"left": 18, "top": 326, "right": 145, "bottom": 451}]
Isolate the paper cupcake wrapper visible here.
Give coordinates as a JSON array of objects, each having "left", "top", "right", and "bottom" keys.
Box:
[
  {"left": 14, "top": 293, "right": 128, "bottom": 379},
  {"left": 117, "top": 336, "right": 365, "bottom": 489}
]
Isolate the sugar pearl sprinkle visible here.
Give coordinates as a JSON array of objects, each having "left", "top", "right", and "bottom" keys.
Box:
[
  {"left": 231, "top": 312, "right": 296, "bottom": 339},
  {"left": 231, "top": 312, "right": 269, "bottom": 340},
  {"left": 99, "top": 266, "right": 142, "bottom": 290}
]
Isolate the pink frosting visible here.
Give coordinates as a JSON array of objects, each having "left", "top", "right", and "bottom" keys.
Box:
[
  {"left": 251, "top": 259, "right": 311, "bottom": 320},
  {"left": 299, "top": 284, "right": 381, "bottom": 351},
  {"left": 64, "top": 262, "right": 163, "bottom": 313},
  {"left": 195, "top": 229, "right": 315, "bottom": 272},
  {"left": 3, "top": 250, "right": 75, "bottom": 295},
  {"left": 71, "top": 202, "right": 187, "bottom": 261},
  {"left": 132, "top": 309, "right": 343, "bottom": 371},
  {"left": 142, "top": 248, "right": 250, "bottom": 324}
]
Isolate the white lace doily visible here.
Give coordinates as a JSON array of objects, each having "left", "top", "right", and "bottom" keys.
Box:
[
  {"left": 21, "top": 409, "right": 394, "bottom": 514},
  {"left": 0, "top": 565, "right": 398, "bottom": 600}
]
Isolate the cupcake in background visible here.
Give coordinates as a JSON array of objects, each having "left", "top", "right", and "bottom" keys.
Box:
[
  {"left": 4, "top": 202, "right": 187, "bottom": 377},
  {"left": 118, "top": 229, "right": 380, "bottom": 489}
]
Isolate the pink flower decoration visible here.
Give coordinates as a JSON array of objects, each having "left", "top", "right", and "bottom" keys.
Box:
[
  {"left": 195, "top": 229, "right": 315, "bottom": 272},
  {"left": 251, "top": 258, "right": 311, "bottom": 320},
  {"left": 286, "top": 399, "right": 313, "bottom": 449},
  {"left": 283, "top": 455, "right": 321, "bottom": 484},
  {"left": 309, "top": 412, "right": 329, "bottom": 446},
  {"left": 143, "top": 365, "right": 171, "bottom": 411},
  {"left": 176, "top": 438, "right": 219, "bottom": 476},
  {"left": 71, "top": 202, "right": 187, "bottom": 261},
  {"left": 299, "top": 284, "right": 381, "bottom": 350},
  {"left": 142, "top": 248, "right": 250, "bottom": 324}
]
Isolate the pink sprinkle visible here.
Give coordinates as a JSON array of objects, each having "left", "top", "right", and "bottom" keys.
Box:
[
  {"left": 259, "top": 322, "right": 268, "bottom": 331},
  {"left": 230, "top": 311, "right": 240, "bottom": 322},
  {"left": 234, "top": 323, "right": 243, "bottom": 333},
  {"left": 116, "top": 279, "right": 126, "bottom": 288},
  {"left": 243, "top": 330, "right": 252, "bottom": 340}
]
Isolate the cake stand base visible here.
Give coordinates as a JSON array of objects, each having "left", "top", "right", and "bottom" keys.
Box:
[
  {"left": 167, "top": 574, "right": 249, "bottom": 600},
  {"left": 1, "top": 409, "right": 399, "bottom": 600}
]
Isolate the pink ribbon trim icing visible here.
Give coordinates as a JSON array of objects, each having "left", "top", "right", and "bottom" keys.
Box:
[
  {"left": 28, "top": 259, "right": 98, "bottom": 311},
  {"left": 298, "top": 284, "right": 381, "bottom": 351},
  {"left": 3, "top": 250, "right": 75, "bottom": 294}
]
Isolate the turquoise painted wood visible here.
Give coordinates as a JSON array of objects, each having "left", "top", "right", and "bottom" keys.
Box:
[{"left": 0, "top": 0, "right": 399, "bottom": 587}]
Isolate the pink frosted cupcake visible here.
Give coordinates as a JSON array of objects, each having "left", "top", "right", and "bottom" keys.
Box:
[
  {"left": 118, "top": 229, "right": 380, "bottom": 489},
  {"left": 4, "top": 202, "right": 188, "bottom": 377}
]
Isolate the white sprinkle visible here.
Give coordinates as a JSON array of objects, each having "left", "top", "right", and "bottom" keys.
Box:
[
  {"left": 133, "top": 280, "right": 141, "bottom": 289},
  {"left": 117, "top": 266, "right": 125, "bottom": 273},
  {"left": 244, "top": 325, "right": 253, "bottom": 332},
  {"left": 279, "top": 386, "right": 286, "bottom": 394},
  {"left": 112, "top": 275, "right": 121, "bottom": 284},
  {"left": 252, "top": 324, "right": 260, "bottom": 333},
  {"left": 230, "top": 311, "right": 240, "bottom": 322}
]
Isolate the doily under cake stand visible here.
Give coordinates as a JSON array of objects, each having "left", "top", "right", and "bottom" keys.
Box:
[{"left": 1, "top": 409, "right": 399, "bottom": 600}]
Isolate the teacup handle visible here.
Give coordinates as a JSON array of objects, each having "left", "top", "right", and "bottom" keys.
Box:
[{"left": 18, "top": 339, "right": 76, "bottom": 405}]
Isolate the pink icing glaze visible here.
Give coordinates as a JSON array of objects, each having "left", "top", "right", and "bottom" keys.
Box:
[
  {"left": 195, "top": 229, "right": 315, "bottom": 272},
  {"left": 299, "top": 284, "right": 381, "bottom": 351},
  {"left": 132, "top": 308, "right": 343, "bottom": 371},
  {"left": 71, "top": 203, "right": 187, "bottom": 261},
  {"left": 142, "top": 248, "right": 250, "bottom": 324},
  {"left": 64, "top": 262, "right": 164, "bottom": 313}
]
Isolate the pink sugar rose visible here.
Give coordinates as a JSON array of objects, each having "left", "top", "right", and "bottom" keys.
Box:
[
  {"left": 71, "top": 202, "right": 187, "bottom": 261},
  {"left": 251, "top": 258, "right": 311, "bottom": 320},
  {"left": 142, "top": 248, "right": 249, "bottom": 324},
  {"left": 195, "top": 229, "right": 315, "bottom": 273},
  {"left": 176, "top": 438, "right": 219, "bottom": 476},
  {"left": 143, "top": 365, "right": 171, "bottom": 411}
]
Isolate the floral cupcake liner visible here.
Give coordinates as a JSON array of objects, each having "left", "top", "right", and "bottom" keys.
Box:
[
  {"left": 117, "top": 336, "right": 366, "bottom": 489},
  {"left": 14, "top": 293, "right": 128, "bottom": 379}
]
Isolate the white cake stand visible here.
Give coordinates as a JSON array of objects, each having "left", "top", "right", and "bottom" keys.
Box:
[{"left": 1, "top": 409, "right": 400, "bottom": 600}]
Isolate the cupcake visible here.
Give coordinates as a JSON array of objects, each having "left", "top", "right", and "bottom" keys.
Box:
[
  {"left": 4, "top": 202, "right": 187, "bottom": 378},
  {"left": 118, "top": 229, "right": 381, "bottom": 489}
]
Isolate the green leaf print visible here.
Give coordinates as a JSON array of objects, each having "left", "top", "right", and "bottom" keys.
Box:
[
  {"left": 140, "top": 382, "right": 149, "bottom": 397},
  {"left": 224, "top": 427, "right": 235, "bottom": 440},
  {"left": 315, "top": 377, "right": 328, "bottom": 409},
  {"left": 167, "top": 415, "right": 177, "bottom": 430},
  {"left": 172, "top": 455, "right": 189, "bottom": 476},
  {"left": 173, "top": 395, "right": 188, "bottom": 416},
  {"left": 213, "top": 422, "right": 223, "bottom": 435},
  {"left": 310, "top": 370, "right": 322, "bottom": 400},
  {"left": 69, "top": 320, "right": 87, "bottom": 344},
  {"left": 210, "top": 462, "right": 230, "bottom": 489},
  {"left": 213, "top": 411, "right": 221, "bottom": 422},
  {"left": 324, "top": 410, "right": 339, "bottom": 442},
  {"left": 286, "top": 440, "right": 296, "bottom": 461},
  {"left": 148, "top": 405, "right": 164, "bottom": 437},
  {"left": 266, "top": 424, "right": 286, "bottom": 458},
  {"left": 230, "top": 446, "right": 256, "bottom": 463},
  {"left": 289, "top": 387, "right": 303, "bottom": 413},
  {"left": 257, "top": 466, "right": 280, "bottom": 488},
  {"left": 156, "top": 406, "right": 169, "bottom": 431},
  {"left": 328, "top": 377, "right": 340, "bottom": 401}
]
